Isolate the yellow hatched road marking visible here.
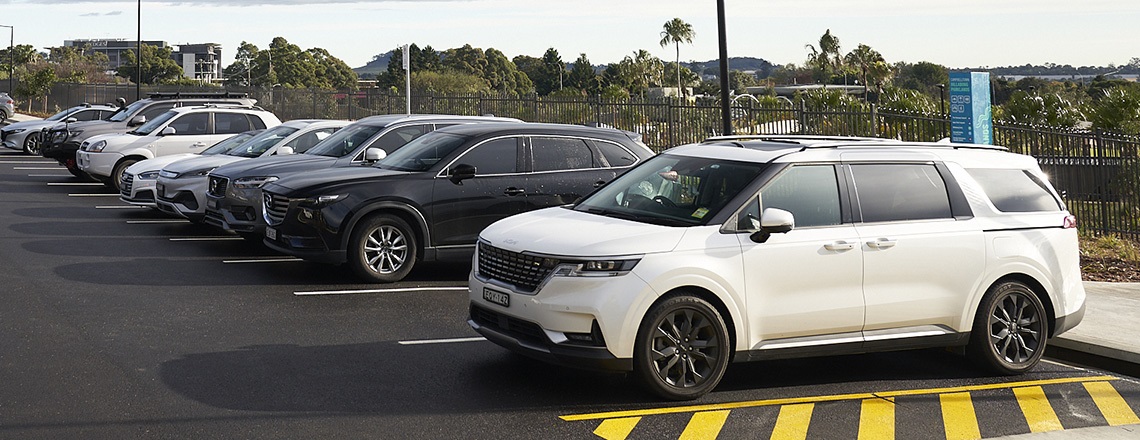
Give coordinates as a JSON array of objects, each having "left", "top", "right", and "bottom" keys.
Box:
[
  {"left": 679, "top": 411, "right": 730, "bottom": 440},
  {"left": 1084, "top": 381, "right": 1140, "bottom": 426},
  {"left": 770, "top": 403, "right": 813, "bottom": 440},
  {"left": 560, "top": 375, "right": 1117, "bottom": 421},
  {"left": 857, "top": 397, "right": 894, "bottom": 440},
  {"left": 593, "top": 417, "right": 640, "bottom": 440},
  {"left": 1013, "top": 386, "right": 1063, "bottom": 433},
  {"left": 940, "top": 392, "right": 981, "bottom": 440}
]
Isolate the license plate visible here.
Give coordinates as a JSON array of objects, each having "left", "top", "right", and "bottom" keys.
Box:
[
  {"left": 483, "top": 288, "right": 509, "bottom": 308},
  {"left": 265, "top": 226, "right": 277, "bottom": 240},
  {"left": 206, "top": 198, "right": 217, "bottom": 210}
]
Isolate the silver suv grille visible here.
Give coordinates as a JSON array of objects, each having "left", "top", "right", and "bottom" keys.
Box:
[
  {"left": 477, "top": 242, "right": 557, "bottom": 293},
  {"left": 263, "top": 192, "right": 289, "bottom": 225},
  {"left": 120, "top": 173, "right": 134, "bottom": 196},
  {"left": 207, "top": 176, "right": 228, "bottom": 197}
]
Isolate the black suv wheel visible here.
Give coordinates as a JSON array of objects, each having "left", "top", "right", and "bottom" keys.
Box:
[{"left": 348, "top": 214, "right": 418, "bottom": 283}]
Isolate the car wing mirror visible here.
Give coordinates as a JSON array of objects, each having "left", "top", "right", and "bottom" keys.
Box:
[
  {"left": 129, "top": 115, "right": 147, "bottom": 127},
  {"left": 160, "top": 127, "right": 176, "bottom": 136},
  {"left": 65, "top": 117, "right": 78, "bottom": 124},
  {"left": 448, "top": 163, "right": 477, "bottom": 185},
  {"left": 364, "top": 147, "right": 387, "bottom": 162},
  {"left": 277, "top": 146, "right": 294, "bottom": 155},
  {"left": 749, "top": 208, "right": 794, "bottom": 243}
]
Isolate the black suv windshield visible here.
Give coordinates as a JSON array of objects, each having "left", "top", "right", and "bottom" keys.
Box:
[
  {"left": 377, "top": 132, "right": 471, "bottom": 172},
  {"left": 131, "top": 110, "right": 179, "bottom": 135},
  {"left": 226, "top": 126, "right": 299, "bottom": 158},
  {"left": 108, "top": 100, "right": 148, "bottom": 122},
  {"left": 305, "top": 123, "right": 385, "bottom": 158},
  {"left": 574, "top": 154, "right": 767, "bottom": 227}
]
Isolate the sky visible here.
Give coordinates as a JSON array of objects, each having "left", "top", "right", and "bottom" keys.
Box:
[{"left": 2, "top": 0, "right": 1139, "bottom": 71}]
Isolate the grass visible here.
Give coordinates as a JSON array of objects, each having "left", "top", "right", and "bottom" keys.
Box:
[{"left": 1079, "top": 232, "right": 1140, "bottom": 282}]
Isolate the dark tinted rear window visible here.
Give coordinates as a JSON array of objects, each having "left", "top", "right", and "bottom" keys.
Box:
[
  {"left": 967, "top": 168, "right": 1062, "bottom": 212},
  {"left": 852, "top": 164, "right": 952, "bottom": 222}
]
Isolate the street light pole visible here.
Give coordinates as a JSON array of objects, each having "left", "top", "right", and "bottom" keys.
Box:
[
  {"left": 937, "top": 83, "right": 947, "bottom": 139},
  {"left": 716, "top": 0, "right": 732, "bottom": 135},
  {"left": 136, "top": 0, "right": 141, "bottom": 101},
  {"left": 0, "top": 25, "right": 13, "bottom": 96}
]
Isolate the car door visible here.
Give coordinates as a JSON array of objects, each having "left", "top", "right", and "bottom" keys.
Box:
[
  {"left": 148, "top": 112, "right": 213, "bottom": 156},
  {"left": 737, "top": 164, "right": 866, "bottom": 345},
  {"left": 845, "top": 159, "right": 985, "bottom": 334},
  {"left": 430, "top": 136, "right": 526, "bottom": 248},
  {"left": 524, "top": 136, "right": 615, "bottom": 209}
]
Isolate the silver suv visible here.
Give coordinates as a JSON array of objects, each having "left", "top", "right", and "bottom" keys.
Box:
[
  {"left": 0, "top": 92, "right": 14, "bottom": 121},
  {"left": 470, "top": 135, "right": 1085, "bottom": 400}
]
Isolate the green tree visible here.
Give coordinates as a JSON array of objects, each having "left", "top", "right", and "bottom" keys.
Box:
[
  {"left": 222, "top": 42, "right": 260, "bottom": 87},
  {"left": 805, "top": 29, "right": 842, "bottom": 84},
  {"left": 116, "top": 44, "right": 184, "bottom": 85},
  {"left": 659, "top": 18, "right": 696, "bottom": 97},
  {"left": 223, "top": 38, "right": 357, "bottom": 89},
  {"left": 443, "top": 44, "right": 488, "bottom": 79},
  {"left": 483, "top": 48, "right": 533, "bottom": 95},
  {"left": 567, "top": 53, "right": 600, "bottom": 95},
  {"left": 14, "top": 66, "right": 56, "bottom": 111},
  {"left": 894, "top": 61, "right": 948, "bottom": 96},
  {"left": 411, "top": 70, "right": 490, "bottom": 94},
  {"left": 1087, "top": 87, "right": 1140, "bottom": 135},
  {"left": 307, "top": 47, "right": 358, "bottom": 90},
  {"left": 998, "top": 90, "right": 1084, "bottom": 127},
  {"left": 514, "top": 49, "right": 565, "bottom": 95},
  {"left": 844, "top": 44, "right": 890, "bottom": 91}
]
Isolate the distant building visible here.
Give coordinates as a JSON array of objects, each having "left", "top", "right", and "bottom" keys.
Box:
[
  {"left": 63, "top": 39, "right": 168, "bottom": 70},
  {"left": 61, "top": 39, "right": 222, "bottom": 81}
]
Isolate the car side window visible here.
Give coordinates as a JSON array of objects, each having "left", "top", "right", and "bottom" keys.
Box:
[
  {"left": 167, "top": 113, "right": 209, "bottom": 135},
  {"left": 595, "top": 141, "right": 638, "bottom": 168},
  {"left": 966, "top": 168, "right": 1063, "bottom": 212},
  {"left": 851, "top": 163, "right": 952, "bottom": 222},
  {"left": 74, "top": 110, "right": 100, "bottom": 121},
  {"left": 214, "top": 113, "right": 252, "bottom": 134},
  {"left": 139, "top": 103, "right": 176, "bottom": 122},
  {"left": 760, "top": 165, "right": 842, "bottom": 228},
  {"left": 531, "top": 137, "right": 594, "bottom": 172},
  {"left": 369, "top": 125, "right": 428, "bottom": 154},
  {"left": 283, "top": 128, "right": 337, "bottom": 154},
  {"left": 455, "top": 138, "right": 519, "bottom": 175}
]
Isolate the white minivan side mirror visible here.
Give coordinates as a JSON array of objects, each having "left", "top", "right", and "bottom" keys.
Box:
[
  {"left": 365, "top": 148, "right": 387, "bottom": 162},
  {"left": 277, "top": 146, "right": 294, "bottom": 155}
]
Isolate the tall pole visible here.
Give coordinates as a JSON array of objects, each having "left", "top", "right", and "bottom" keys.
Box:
[
  {"left": 403, "top": 44, "right": 410, "bottom": 115},
  {"left": 136, "top": 0, "right": 141, "bottom": 101},
  {"left": 716, "top": 0, "right": 732, "bottom": 135}
]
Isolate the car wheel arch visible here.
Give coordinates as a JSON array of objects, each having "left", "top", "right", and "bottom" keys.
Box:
[
  {"left": 340, "top": 201, "right": 430, "bottom": 255},
  {"left": 984, "top": 273, "right": 1056, "bottom": 338},
  {"left": 648, "top": 286, "right": 740, "bottom": 359}
]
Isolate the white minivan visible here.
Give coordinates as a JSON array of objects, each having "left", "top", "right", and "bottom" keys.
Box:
[
  {"left": 76, "top": 105, "right": 281, "bottom": 190},
  {"left": 468, "top": 135, "right": 1085, "bottom": 400}
]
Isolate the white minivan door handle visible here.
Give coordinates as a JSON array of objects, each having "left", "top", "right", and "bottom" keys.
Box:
[
  {"left": 867, "top": 238, "right": 897, "bottom": 249},
  {"left": 824, "top": 241, "right": 855, "bottom": 251}
]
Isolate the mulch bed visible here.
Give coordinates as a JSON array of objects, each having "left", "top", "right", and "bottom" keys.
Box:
[{"left": 1082, "top": 257, "right": 1140, "bottom": 282}]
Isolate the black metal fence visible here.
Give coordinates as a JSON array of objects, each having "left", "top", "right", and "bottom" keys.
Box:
[{"left": 37, "top": 83, "right": 1140, "bottom": 237}]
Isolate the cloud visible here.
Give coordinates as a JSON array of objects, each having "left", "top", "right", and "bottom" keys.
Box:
[
  {"left": 79, "top": 10, "right": 124, "bottom": 16},
  {"left": 36, "top": 0, "right": 457, "bottom": 5},
  {"left": 105, "top": 10, "right": 123, "bottom": 15}
]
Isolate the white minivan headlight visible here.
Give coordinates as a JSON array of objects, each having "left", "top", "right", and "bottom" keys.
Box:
[{"left": 553, "top": 258, "right": 641, "bottom": 277}]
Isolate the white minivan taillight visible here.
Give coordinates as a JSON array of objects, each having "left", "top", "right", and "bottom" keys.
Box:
[{"left": 1063, "top": 215, "right": 1077, "bottom": 229}]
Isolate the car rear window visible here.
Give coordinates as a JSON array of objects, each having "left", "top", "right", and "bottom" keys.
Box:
[{"left": 967, "top": 168, "right": 1063, "bottom": 212}]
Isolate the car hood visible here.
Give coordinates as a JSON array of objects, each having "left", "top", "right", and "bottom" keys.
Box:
[
  {"left": 479, "top": 207, "right": 687, "bottom": 257},
  {"left": 53, "top": 120, "right": 127, "bottom": 137},
  {"left": 208, "top": 154, "right": 335, "bottom": 179},
  {"left": 163, "top": 155, "right": 247, "bottom": 173},
  {"left": 85, "top": 132, "right": 153, "bottom": 152},
  {"left": 266, "top": 166, "right": 411, "bottom": 194},
  {"left": 126, "top": 153, "right": 200, "bottom": 174},
  {"left": 1, "top": 119, "right": 54, "bottom": 132}
]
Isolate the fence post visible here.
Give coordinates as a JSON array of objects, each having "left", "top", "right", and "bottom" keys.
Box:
[
  {"left": 870, "top": 104, "right": 878, "bottom": 137},
  {"left": 798, "top": 100, "right": 807, "bottom": 134},
  {"left": 1096, "top": 129, "right": 1109, "bottom": 235}
]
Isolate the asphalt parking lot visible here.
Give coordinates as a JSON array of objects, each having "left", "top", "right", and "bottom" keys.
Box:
[{"left": 1, "top": 147, "right": 1138, "bottom": 439}]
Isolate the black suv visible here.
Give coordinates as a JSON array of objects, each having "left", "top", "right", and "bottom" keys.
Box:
[
  {"left": 40, "top": 92, "right": 255, "bottom": 178},
  {"left": 260, "top": 123, "right": 655, "bottom": 282},
  {"left": 204, "top": 114, "right": 521, "bottom": 239}
]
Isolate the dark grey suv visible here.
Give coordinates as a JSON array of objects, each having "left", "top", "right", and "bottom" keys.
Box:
[{"left": 260, "top": 122, "right": 654, "bottom": 283}]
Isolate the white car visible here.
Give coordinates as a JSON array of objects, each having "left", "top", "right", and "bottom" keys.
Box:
[
  {"left": 1, "top": 103, "right": 117, "bottom": 155},
  {"left": 120, "top": 129, "right": 263, "bottom": 209},
  {"left": 76, "top": 105, "right": 281, "bottom": 190},
  {"left": 469, "top": 135, "right": 1086, "bottom": 400},
  {"left": 154, "top": 119, "right": 346, "bottom": 222}
]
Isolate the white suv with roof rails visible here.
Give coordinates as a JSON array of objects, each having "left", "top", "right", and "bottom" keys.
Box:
[{"left": 468, "top": 135, "right": 1085, "bottom": 400}]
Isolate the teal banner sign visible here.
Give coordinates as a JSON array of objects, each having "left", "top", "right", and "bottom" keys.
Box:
[{"left": 949, "top": 72, "right": 993, "bottom": 144}]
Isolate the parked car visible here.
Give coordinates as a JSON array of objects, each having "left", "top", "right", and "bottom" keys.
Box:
[
  {"left": 204, "top": 114, "right": 521, "bottom": 239},
  {"left": 468, "top": 135, "right": 1086, "bottom": 400},
  {"left": 2, "top": 103, "right": 118, "bottom": 155},
  {"left": 1, "top": 92, "right": 16, "bottom": 122},
  {"left": 120, "top": 129, "right": 263, "bottom": 209},
  {"left": 40, "top": 92, "right": 256, "bottom": 178},
  {"left": 260, "top": 122, "right": 654, "bottom": 283},
  {"left": 154, "top": 119, "right": 347, "bottom": 222},
  {"left": 76, "top": 105, "right": 280, "bottom": 190}
]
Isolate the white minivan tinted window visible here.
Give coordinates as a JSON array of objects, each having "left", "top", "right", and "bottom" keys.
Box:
[
  {"left": 760, "top": 165, "right": 842, "bottom": 228},
  {"left": 852, "top": 164, "right": 952, "bottom": 222},
  {"left": 967, "top": 168, "right": 1063, "bottom": 212}
]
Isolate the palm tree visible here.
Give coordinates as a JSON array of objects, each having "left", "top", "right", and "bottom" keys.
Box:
[
  {"left": 805, "top": 29, "right": 842, "bottom": 84},
  {"left": 659, "top": 18, "right": 696, "bottom": 98}
]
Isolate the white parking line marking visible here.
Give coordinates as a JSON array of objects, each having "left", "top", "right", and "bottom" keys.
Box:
[
  {"left": 398, "top": 337, "right": 486, "bottom": 346},
  {"left": 169, "top": 237, "right": 243, "bottom": 241},
  {"left": 27, "top": 174, "right": 72, "bottom": 177},
  {"left": 294, "top": 286, "right": 469, "bottom": 296},
  {"left": 126, "top": 219, "right": 189, "bottom": 224},
  {"left": 95, "top": 205, "right": 150, "bottom": 209},
  {"left": 222, "top": 257, "right": 304, "bottom": 264},
  {"left": 0, "top": 160, "right": 56, "bottom": 164},
  {"left": 49, "top": 182, "right": 105, "bottom": 186},
  {"left": 68, "top": 193, "right": 120, "bottom": 197},
  {"left": 13, "top": 167, "right": 63, "bottom": 170}
]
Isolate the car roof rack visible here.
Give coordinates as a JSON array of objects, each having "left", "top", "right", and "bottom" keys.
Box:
[
  {"left": 147, "top": 91, "right": 249, "bottom": 100},
  {"left": 701, "top": 134, "right": 1008, "bottom": 152}
]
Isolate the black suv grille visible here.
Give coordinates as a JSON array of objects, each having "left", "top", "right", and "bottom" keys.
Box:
[
  {"left": 207, "top": 176, "right": 228, "bottom": 197},
  {"left": 120, "top": 173, "right": 134, "bottom": 196},
  {"left": 263, "top": 192, "right": 289, "bottom": 225},
  {"left": 477, "top": 242, "right": 557, "bottom": 293}
]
